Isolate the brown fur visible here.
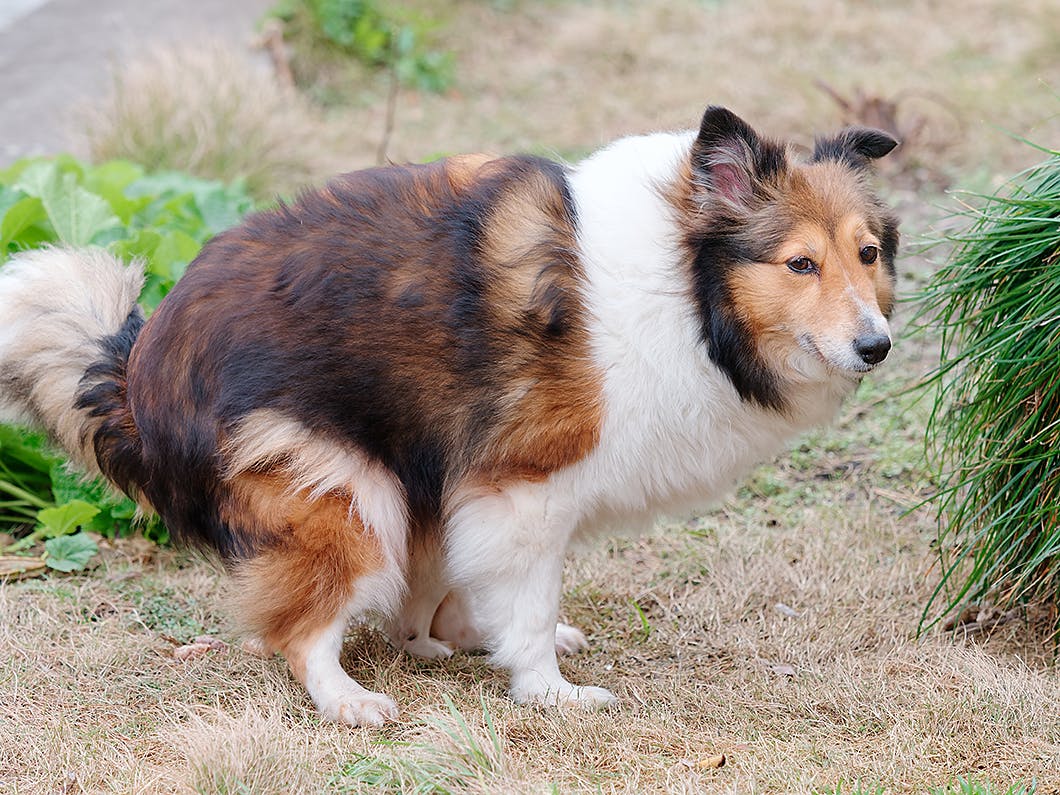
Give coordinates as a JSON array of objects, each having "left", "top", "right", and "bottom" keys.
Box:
[
  {"left": 224, "top": 471, "right": 384, "bottom": 656},
  {"left": 726, "top": 164, "right": 894, "bottom": 377},
  {"left": 116, "top": 152, "right": 603, "bottom": 557}
]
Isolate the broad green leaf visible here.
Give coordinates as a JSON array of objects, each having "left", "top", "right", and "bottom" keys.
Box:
[
  {"left": 0, "top": 196, "right": 47, "bottom": 250},
  {"left": 83, "top": 160, "right": 148, "bottom": 224},
  {"left": 137, "top": 275, "right": 171, "bottom": 312},
  {"left": 0, "top": 158, "right": 34, "bottom": 184},
  {"left": 194, "top": 183, "right": 250, "bottom": 236},
  {"left": 15, "top": 161, "right": 121, "bottom": 246},
  {"left": 0, "top": 155, "right": 254, "bottom": 544},
  {"left": 0, "top": 425, "right": 63, "bottom": 473},
  {"left": 49, "top": 463, "right": 138, "bottom": 536},
  {"left": 49, "top": 463, "right": 108, "bottom": 506},
  {"left": 35, "top": 499, "right": 100, "bottom": 539},
  {"left": 44, "top": 532, "right": 99, "bottom": 572},
  {"left": 49, "top": 153, "right": 86, "bottom": 181},
  {"left": 0, "top": 185, "right": 22, "bottom": 223},
  {"left": 113, "top": 228, "right": 161, "bottom": 264},
  {"left": 150, "top": 230, "right": 201, "bottom": 282},
  {"left": 12, "top": 160, "right": 58, "bottom": 199}
]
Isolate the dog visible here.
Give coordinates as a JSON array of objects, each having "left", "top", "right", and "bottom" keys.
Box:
[{"left": 0, "top": 106, "right": 898, "bottom": 726}]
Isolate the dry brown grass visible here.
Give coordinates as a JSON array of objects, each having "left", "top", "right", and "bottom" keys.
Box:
[
  {"left": 5, "top": 1, "right": 1060, "bottom": 792},
  {"left": 2, "top": 327, "right": 1057, "bottom": 792},
  {"left": 328, "top": 0, "right": 1060, "bottom": 189},
  {"left": 80, "top": 0, "right": 1059, "bottom": 199},
  {"left": 80, "top": 43, "right": 341, "bottom": 201}
]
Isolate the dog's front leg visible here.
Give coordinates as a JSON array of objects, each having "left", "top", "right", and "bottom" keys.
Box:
[{"left": 445, "top": 484, "right": 616, "bottom": 708}]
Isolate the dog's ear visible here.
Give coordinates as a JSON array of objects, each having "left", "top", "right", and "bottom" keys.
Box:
[
  {"left": 812, "top": 127, "right": 899, "bottom": 169},
  {"left": 691, "top": 106, "right": 783, "bottom": 210}
]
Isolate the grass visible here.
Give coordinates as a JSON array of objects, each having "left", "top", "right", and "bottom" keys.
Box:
[
  {"left": 3, "top": 0, "right": 1060, "bottom": 792},
  {"left": 71, "top": 0, "right": 1060, "bottom": 195},
  {"left": 916, "top": 148, "right": 1060, "bottom": 632}
]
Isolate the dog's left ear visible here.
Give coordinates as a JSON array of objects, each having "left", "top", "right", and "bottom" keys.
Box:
[{"left": 812, "top": 127, "right": 899, "bottom": 169}]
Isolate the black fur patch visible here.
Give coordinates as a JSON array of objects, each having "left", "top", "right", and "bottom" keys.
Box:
[
  {"left": 687, "top": 106, "right": 791, "bottom": 410},
  {"left": 812, "top": 127, "right": 899, "bottom": 169},
  {"left": 75, "top": 307, "right": 146, "bottom": 497},
  {"left": 688, "top": 224, "right": 787, "bottom": 411}
]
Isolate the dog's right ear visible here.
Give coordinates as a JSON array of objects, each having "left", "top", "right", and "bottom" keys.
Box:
[
  {"left": 812, "top": 127, "right": 899, "bottom": 169},
  {"left": 691, "top": 106, "right": 783, "bottom": 211}
]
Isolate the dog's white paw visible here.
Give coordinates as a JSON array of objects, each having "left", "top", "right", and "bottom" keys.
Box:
[
  {"left": 551, "top": 685, "right": 616, "bottom": 709},
  {"left": 321, "top": 688, "right": 399, "bottom": 727},
  {"left": 511, "top": 675, "right": 616, "bottom": 710},
  {"left": 403, "top": 635, "right": 456, "bottom": 659},
  {"left": 554, "top": 623, "right": 589, "bottom": 656}
]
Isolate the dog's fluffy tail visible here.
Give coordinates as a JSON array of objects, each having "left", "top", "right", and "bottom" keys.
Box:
[{"left": 0, "top": 247, "right": 146, "bottom": 491}]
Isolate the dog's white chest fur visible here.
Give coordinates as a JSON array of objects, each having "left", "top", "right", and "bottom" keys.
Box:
[{"left": 561, "top": 132, "right": 855, "bottom": 535}]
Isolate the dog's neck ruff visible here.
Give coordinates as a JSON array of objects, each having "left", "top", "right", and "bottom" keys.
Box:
[{"left": 562, "top": 131, "right": 858, "bottom": 525}]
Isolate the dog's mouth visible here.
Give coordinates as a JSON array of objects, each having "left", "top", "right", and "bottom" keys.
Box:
[{"left": 797, "top": 334, "right": 873, "bottom": 376}]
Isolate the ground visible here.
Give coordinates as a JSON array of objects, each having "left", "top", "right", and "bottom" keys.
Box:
[{"left": 1, "top": 0, "right": 1059, "bottom": 792}]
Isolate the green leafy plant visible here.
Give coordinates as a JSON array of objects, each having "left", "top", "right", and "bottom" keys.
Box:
[
  {"left": 917, "top": 143, "right": 1060, "bottom": 632},
  {"left": 269, "top": 0, "right": 454, "bottom": 96},
  {"left": 44, "top": 533, "right": 100, "bottom": 573},
  {"left": 0, "top": 155, "right": 256, "bottom": 559}
]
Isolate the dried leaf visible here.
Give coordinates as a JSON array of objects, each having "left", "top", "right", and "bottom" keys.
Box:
[
  {"left": 0, "top": 555, "right": 46, "bottom": 579},
  {"left": 698, "top": 753, "right": 727, "bottom": 769},
  {"left": 173, "top": 635, "right": 227, "bottom": 660}
]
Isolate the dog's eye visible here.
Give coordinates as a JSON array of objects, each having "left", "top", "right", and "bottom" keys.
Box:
[
  {"left": 859, "top": 245, "right": 879, "bottom": 265},
  {"left": 787, "top": 256, "right": 817, "bottom": 274}
]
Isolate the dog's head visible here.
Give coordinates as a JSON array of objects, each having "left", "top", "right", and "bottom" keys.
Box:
[{"left": 678, "top": 106, "right": 899, "bottom": 411}]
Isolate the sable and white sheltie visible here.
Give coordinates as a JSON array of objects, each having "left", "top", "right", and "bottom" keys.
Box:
[{"left": 0, "top": 107, "right": 898, "bottom": 726}]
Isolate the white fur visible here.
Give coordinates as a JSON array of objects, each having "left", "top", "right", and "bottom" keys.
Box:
[
  {"left": 298, "top": 562, "right": 407, "bottom": 726},
  {"left": 0, "top": 247, "right": 143, "bottom": 475},
  {"left": 441, "top": 132, "right": 864, "bottom": 705},
  {"left": 301, "top": 606, "right": 398, "bottom": 726}
]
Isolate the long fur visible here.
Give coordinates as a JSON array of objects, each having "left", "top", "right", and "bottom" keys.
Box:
[
  {"left": 0, "top": 247, "right": 143, "bottom": 476},
  {"left": 0, "top": 106, "right": 899, "bottom": 725}
]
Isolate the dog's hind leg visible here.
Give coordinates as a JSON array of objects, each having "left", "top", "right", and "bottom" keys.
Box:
[
  {"left": 445, "top": 483, "right": 615, "bottom": 708},
  {"left": 227, "top": 472, "right": 402, "bottom": 726},
  {"left": 431, "top": 589, "right": 588, "bottom": 657},
  {"left": 388, "top": 537, "right": 456, "bottom": 659}
]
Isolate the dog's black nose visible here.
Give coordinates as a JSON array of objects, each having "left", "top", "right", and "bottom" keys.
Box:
[{"left": 854, "top": 334, "right": 891, "bottom": 365}]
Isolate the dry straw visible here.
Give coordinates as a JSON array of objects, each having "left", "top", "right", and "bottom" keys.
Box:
[{"left": 81, "top": 43, "right": 335, "bottom": 200}]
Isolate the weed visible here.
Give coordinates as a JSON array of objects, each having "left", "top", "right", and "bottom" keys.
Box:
[
  {"left": 0, "top": 155, "right": 255, "bottom": 558},
  {"left": 82, "top": 44, "right": 332, "bottom": 201},
  {"left": 268, "top": 0, "right": 453, "bottom": 102}
]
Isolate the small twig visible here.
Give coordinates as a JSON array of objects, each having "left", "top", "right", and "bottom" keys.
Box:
[
  {"left": 256, "top": 18, "right": 295, "bottom": 88},
  {"left": 377, "top": 59, "right": 400, "bottom": 166}
]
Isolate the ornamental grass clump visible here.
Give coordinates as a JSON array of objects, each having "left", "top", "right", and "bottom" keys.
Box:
[{"left": 919, "top": 145, "right": 1060, "bottom": 631}]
